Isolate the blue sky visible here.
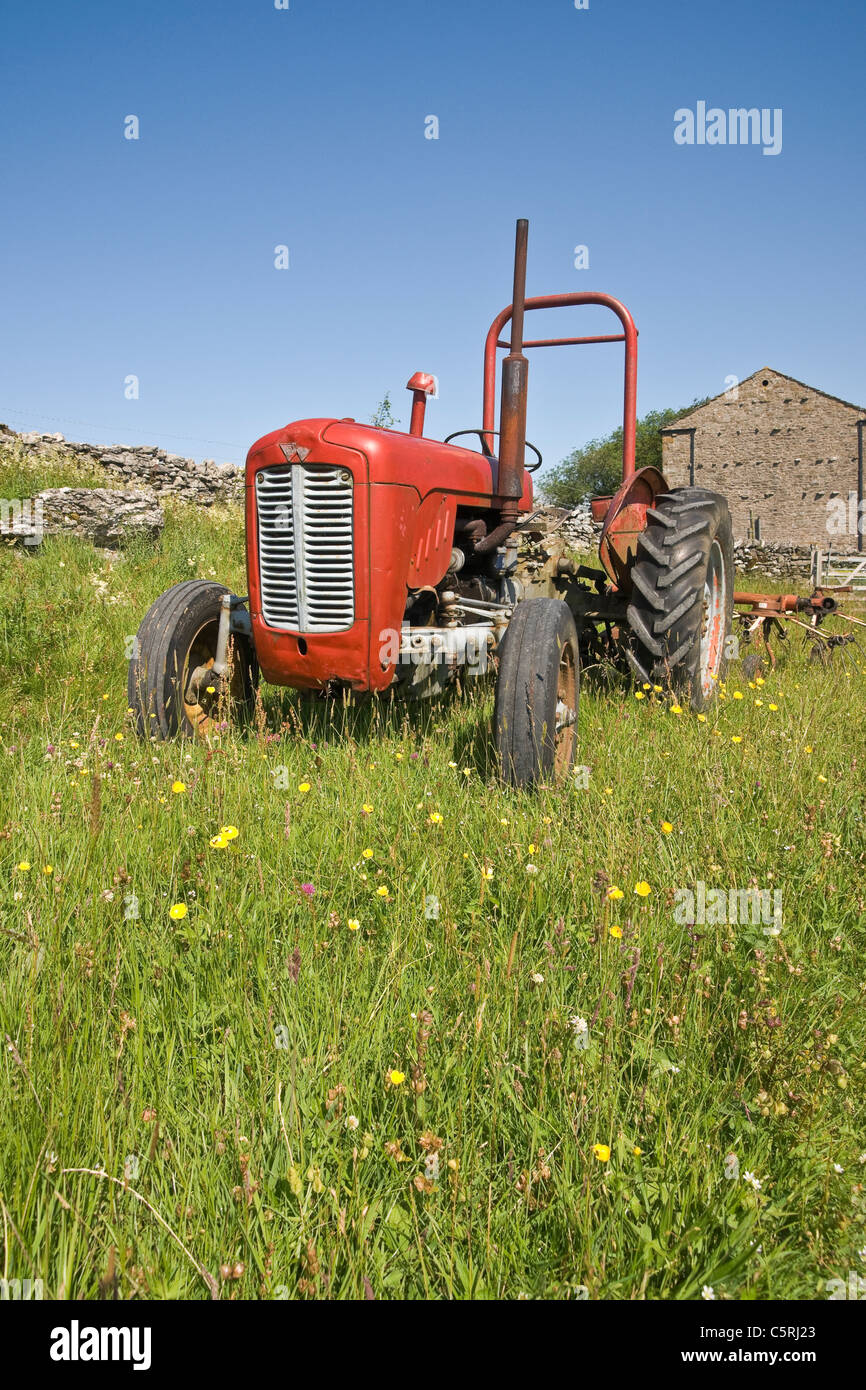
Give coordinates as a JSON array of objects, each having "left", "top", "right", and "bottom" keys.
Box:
[{"left": 1, "top": 0, "right": 863, "bottom": 476}]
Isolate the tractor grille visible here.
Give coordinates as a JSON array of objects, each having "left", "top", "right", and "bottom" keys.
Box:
[{"left": 255, "top": 464, "right": 355, "bottom": 632}]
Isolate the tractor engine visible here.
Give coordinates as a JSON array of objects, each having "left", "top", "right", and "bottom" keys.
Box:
[{"left": 244, "top": 404, "right": 534, "bottom": 697}]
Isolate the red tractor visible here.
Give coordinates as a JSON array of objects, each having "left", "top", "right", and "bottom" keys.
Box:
[{"left": 129, "top": 220, "right": 734, "bottom": 786}]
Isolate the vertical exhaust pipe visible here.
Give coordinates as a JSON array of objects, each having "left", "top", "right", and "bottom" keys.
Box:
[{"left": 496, "top": 218, "right": 529, "bottom": 524}]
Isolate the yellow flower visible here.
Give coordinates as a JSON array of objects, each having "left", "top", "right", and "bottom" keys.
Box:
[
  {"left": 634, "top": 691, "right": 646, "bottom": 700},
  {"left": 17, "top": 861, "right": 31, "bottom": 872},
  {"left": 697, "top": 713, "right": 707, "bottom": 722},
  {"left": 731, "top": 735, "right": 742, "bottom": 744},
  {"left": 389, "top": 1070, "right": 405, "bottom": 1086},
  {"left": 43, "top": 865, "right": 53, "bottom": 875},
  {"left": 169, "top": 903, "right": 187, "bottom": 920},
  {"left": 114, "top": 733, "right": 124, "bottom": 742},
  {"left": 592, "top": 1144, "right": 611, "bottom": 1162},
  {"left": 804, "top": 746, "right": 813, "bottom": 754},
  {"left": 298, "top": 782, "right": 311, "bottom": 794},
  {"left": 652, "top": 685, "right": 662, "bottom": 694},
  {"left": 429, "top": 812, "right": 443, "bottom": 825},
  {"left": 348, "top": 918, "right": 360, "bottom": 932},
  {"left": 607, "top": 886, "right": 624, "bottom": 900},
  {"left": 634, "top": 881, "right": 651, "bottom": 898},
  {"left": 69, "top": 741, "right": 79, "bottom": 749},
  {"left": 756, "top": 677, "right": 765, "bottom": 686},
  {"left": 754, "top": 699, "right": 763, "bottom": 707},
  {"left": 528, "top": 844, "right": 536, "bottom": 854},
  {"left": 376, "top": 885, "right": 390, "bottom": 898},
  {"left": 769, "top": 703, "right": 778, "bottom": 711},
  {"left": 609, "top": 925, "right": 623, "bottom": 939},
  {"left": 732, "top": 691, "right": 744, "bottom": 700},
  {"left": 209, "top": 833, "right": 229, "bottom": 849},
  {"left": 171, "top": 781, "right": 186, "bottom": 794},
  {"left": 603, "top": 787, "right": 613, "bottom": 795},
  {"left": 362, "top": 848, "right": 374, "bottom": 859},
  {"left": 817, "top": 774, "right": 827, "bottom": 783},
  {"left": 362, "top": 803, "right": 373, "bottom": 814},
  {"left": 670, "top": 704, "right": 683, "bottom": 715},
  {"left": 661, "top": 822, "right": 673, "bottom": 835},
  {"left": 206, "top": 685, "right": 216, "bottom": 694},
  {"left": 220, "top": 825, "right": 239, "bottom": 840},
  {"left": 448, "top": 760, "right": 457, "bottom": 768},
  {"left": 633, "top": 1146, "right": 643, "bottom": 1157},
  {"left": 482, "top": 866, "right": 494, "bottom": 879}
]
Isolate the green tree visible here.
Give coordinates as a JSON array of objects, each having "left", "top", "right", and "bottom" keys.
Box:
[{"left": 541, "top": 400, "right": 709, "bottom": 507}]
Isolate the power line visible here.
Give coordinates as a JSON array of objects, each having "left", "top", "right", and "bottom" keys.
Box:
[{"left": 0, "top": 406, "right": 244, "bottom": 457}]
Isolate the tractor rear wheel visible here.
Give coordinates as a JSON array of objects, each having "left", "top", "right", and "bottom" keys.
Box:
[
  {"left": 128, "top": 580, "right": 259, "bottom": 739},
  {"left": 625, "top": 488, "right": 733, "bottom": 711},
  {"left": 495, "top": 598, "right": 579, "bottom": 788}
]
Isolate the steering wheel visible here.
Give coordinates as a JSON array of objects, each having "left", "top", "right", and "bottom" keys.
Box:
[{"left": 444, "top": 429, "right": 543, "bottom": 472}]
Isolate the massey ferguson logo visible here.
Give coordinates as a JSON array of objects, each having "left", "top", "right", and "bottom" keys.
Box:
[{"left": 280, "top": 442, "right": 309, "bottom": 462}]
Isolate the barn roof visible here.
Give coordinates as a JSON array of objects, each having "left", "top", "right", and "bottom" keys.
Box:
[{"left": 660, "top": 367, "right": 866, "bottom": 430}]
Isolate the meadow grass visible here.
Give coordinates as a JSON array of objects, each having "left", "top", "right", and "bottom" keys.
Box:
[{"left": 0, "top": 442, "right": 864, "bottom": 1300}]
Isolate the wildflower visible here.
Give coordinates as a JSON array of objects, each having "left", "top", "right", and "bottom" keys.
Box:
[
  {"left": 528, "top": 844, "right": 536, "bottom": 854},
  {"left": 348, "top": 918, "right": 360, "bottom": 932},
  {"left": 609, "top": 925, "right": 623, "bottom": 939},
  {"left": 603, "top": 787, "right": 613, "bottom": 795},
  {"left": 429, "top": 811, "right": 443, "bottom": 825},
  {"left": 769, "top": 703, "right": 778, "bottom": 711},
  {"left": 376, "top": 885, "right": 390, "bottom": 898},
  {"left": 499, "top": 818, "right": 508, "bottom": 826},
  {"left": 114, "top": 733, "right": 124, "bottom": 742},
  {"left": 702, "top": 1285, "right": 716, "bottom": 1301},
  {"left": 833, "top": 1163, "right": 844, "bottom": 1174},
  {"left": 389, "top": 1070, "right": 405, "bottom": 1086},
  {"left": 169, "top": 903, "right": 188, "bottom": 920},
  {"left": 525, "top": 863, "right": 539, "bottom": 875},
  {"left": 209, "top": 833, "right": 229, "bottom": 849},
  {"left": 462, "top": 768, "right": 472, "bottom": 776},
  {"left": 743, "top": 1171, "right": 762, "bottom": 1190},
  {"left": 817, "top": 774, "right": 827, "bottom": 783},
  {"left": 661, "top": 821, "right": 673, "bottom": 835},
  {"left": 634, "top": 881, "right": 651, "bottom": 897},
  {"left": 298, "top": 782, "right": 311, "bottom": 794},
  {"left": 653, "top": 685, "right": 662, "bottom": 694},
  {"left": 171, "top": 780, "right": 186, "bottom": 794},
  {"left": 634, "top": 691, "right": 646, "bottom": 700},
  {"left": 220, "top": 826, "right": 239, "bottom": 840},
  {"left": 530, "top": 972, "right": 544, "bottom": 985},
  {"left": 731, "top": 735, "right": 742, "bottom": 744},
  {"left": 696, "top": 713, "right": 707, "bottom": 723},
  {"left": 362, "top": 803, "right": 373, "bottom": 814},
  {"left": 482, "top": 866, "right": 494, "bottom": 879},
  {"left": 206, "top": 686, "right": 216, "bottom": 694},
  {"left": 569, "top": 1016, "right": 588, "bottom": 1036},
  {"left": 592, "top": 1144, "right": 610, "bottom": 1162},
  {"left": 607, "top": 886, "right": 624, "bottom": 900},
  {"left": 733, "top": 691, "right": 744, "bottom": 700},
  {"left": 362, "top": 848, "right": 374, "bottom": 859},
  {"left": 804, "top": 746, "right": 813, "bottom": 754},
  {"left": 633, "top": 1146, "right": 643, "bottom": 1157},
  {"left": 43, "top": 865, "right": 53, "bottom": 875},
  {"left": 299, "top": 883, "right": 315, "bottom": 898},
  {"left": 17, "top": 861, "right": 31, "bottom": 872},
  {"left": 346, "top": 1115, "right": 359, "bottom": 1131}
]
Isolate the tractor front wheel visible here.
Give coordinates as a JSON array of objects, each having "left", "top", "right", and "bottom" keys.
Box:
[
  {"left": 625, "top": 488, "right": 733, "bottom": 710},
  {"left": 128, "top": 579, "right": 259, "bottom": 739},
  {"left": 494, "top": 598, "right": 579, "bottom": 788}
]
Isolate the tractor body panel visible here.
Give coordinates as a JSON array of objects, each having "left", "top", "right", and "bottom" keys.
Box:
[{"left": 245, "top": 418, "right": 533, "bottom": 692}]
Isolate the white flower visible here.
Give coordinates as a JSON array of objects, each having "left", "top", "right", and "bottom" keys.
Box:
[
  {"left": 670, "top": 1064, "right": 681, "bottom": 1074},
  {"left": 525, "top": 863, "right": 539, "bottom": 876},
  {"left": 570, "top": 1016, "right": 588, "bottom": 1036},
  {"left": 833, "top": 1163, "right": 844, "bottom": 1174},
  {"left": 530, "top": 972, "right": 544, "bottom": 985},
  {"left": 743, "top": 1171, "right": 762, "bottom": 1191},
  {"left": 346, "top": 1115, "right": 359, "bottom": 1131},
  {"left": 701, "top": 1285, "right": 715, "bottom": 1300}
]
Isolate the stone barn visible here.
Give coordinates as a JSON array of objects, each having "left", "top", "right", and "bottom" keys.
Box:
[{"left": 660, "top": 368, "right": 865, "bottom": 549}]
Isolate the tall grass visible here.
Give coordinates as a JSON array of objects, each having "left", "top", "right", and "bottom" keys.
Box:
[{"left": 1, "top": 442, "right": 864, "bottom": 1299}]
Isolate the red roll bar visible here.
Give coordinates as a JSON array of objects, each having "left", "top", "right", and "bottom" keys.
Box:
[{"left": 482, "top": 292, "right": 639, "bottom": 482}]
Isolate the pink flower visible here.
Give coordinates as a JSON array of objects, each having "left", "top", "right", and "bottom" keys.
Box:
[{"left": 300, "top": 883, "right": 315, "bottom": 898}]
